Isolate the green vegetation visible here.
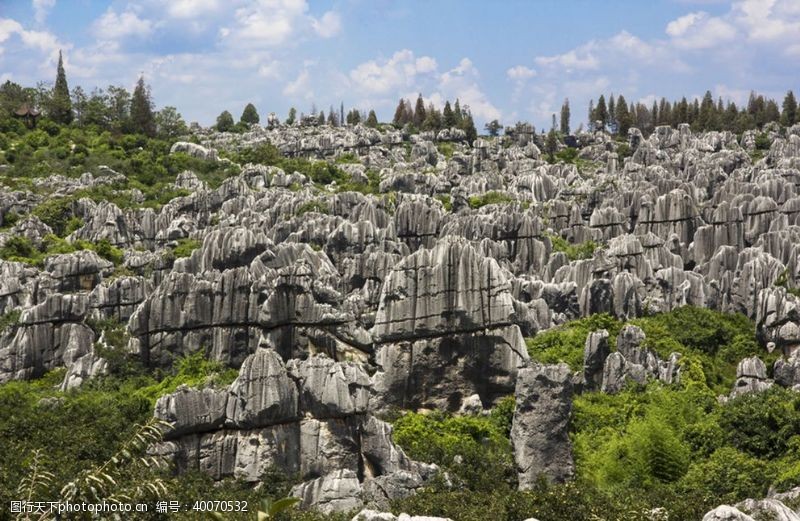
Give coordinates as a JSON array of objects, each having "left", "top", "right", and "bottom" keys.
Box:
[
  {"left": 172, "top": 237, "right": 202, "bottom": 258},
  {"left": 548, "top": 233, "right": 599, "bottom": 261},
  {"left": 388, "top": 308, "right": 799, "bottom": 520},
  {"left": 436, "top": 142, "right": 455, "bottom": 158},
  {"left": 295, "top": 199, "right": 329, "bottom": 216},
  {"left": 435, "top": 194, "right": 453, "bottom": 212},
  {"left": 468, "top": 190, "right": 515, "bottom": 209},
  {"left": 0, "top": 234, "right": 124, "bottom": 267},
  {"left": 0, "top": 309, "right": 21, "bottom": 335}
]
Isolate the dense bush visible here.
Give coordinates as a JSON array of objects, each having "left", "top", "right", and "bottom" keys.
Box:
[
  {"left": 548, "top": 233, "right": 599, "bottom": 261},
  {"left": 468, "top": 191, "right": 515, "bottom": 209}
]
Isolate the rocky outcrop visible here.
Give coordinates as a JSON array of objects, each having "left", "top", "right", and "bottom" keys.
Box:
[
  {"left": 154, "top": 349, "right": 435, "bottom": 512},
  {"left": 512, "top": 363, "right": 575, "bottom": 488}
]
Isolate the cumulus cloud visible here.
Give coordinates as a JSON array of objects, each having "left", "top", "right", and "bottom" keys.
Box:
[
  {"left": 506, "top": 65, "right": 535, "bottom": 81},
  {"left": 32, "top": 0, "right": 56, "bottom": 24},
  {"left": 0, "top": 16, "right": 64, "bottom": 65},
  {"left": 349, "top": 49, "right": 438, "bottom": 95},
  {"left": 93, "top": 8, "right": 154, "bottom": 40},
  {"left": 536, "top": 48, "right": 599, "bottom": 71},
  {"left": 436, "top": 58, "right": 501, "bottom": 122},
  {"left": 311, "top": 11, "right": 342, "bottom": 38},
  {"left": 666, "top": 11, "right": 736, "bottom": 49},
  {"left": 283, "top": 69, "right": 313, "bottom": 100},
  {"left": 164, "top": 0, "right": 221, "bottom": 19}
]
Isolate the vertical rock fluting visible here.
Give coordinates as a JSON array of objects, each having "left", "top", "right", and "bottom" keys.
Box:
[{"left": 512, "top": 363, "right": 575, "bottom": 489}]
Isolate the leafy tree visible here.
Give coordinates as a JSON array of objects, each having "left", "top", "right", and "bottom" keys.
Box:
[
  {"left": 155, "top": 106, "right": 187, "bottom": 138},
  {"left": 130, "top": 76, "right": 156, "bottom": 136},
  {"left": 782, "top": 90, "right": 797, "bottom": 126},
  {"left": 240, "top": 103, "right": 260, "bottom": 125},
  {"left": 346, "top": 108, "right": 361, "bottom": 125},
  {"left": 560, "top": 98, "right": 570, "bottom": 135},
  {"left": 461, "top": 111, "right": 477, "bottom": 143},
  {"left": 285, "top": 107, "right": 297, "bottom": 125},
  {"left": 50, "top": 50, "right": 73, "bottom": 125},
  {"left": 413, "top": 94, "right": 426, "bottom": 128},
  {"left": 484, "top": 119, "right": 503, "bottom": 137},
  {"left": 216, "top": 110, "right": 235, "bottom": 132},
  {"left": 365, "top": 109, "right": 378, "bottom": 128}
]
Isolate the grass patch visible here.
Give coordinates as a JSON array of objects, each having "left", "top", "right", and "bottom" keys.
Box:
[{"left": 468, "top": 191, "right": 514, "bottom": 209}]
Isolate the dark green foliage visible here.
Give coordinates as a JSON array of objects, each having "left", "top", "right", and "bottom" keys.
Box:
[
  {"left": 484, "top": 119, "right": 503, "bottom": 136},
  {"left": 755, "top": 132, "right": 771, "bottom": 150},
  {"left": 50, "top": 51, "right": 73, "bottom": 125},
  {"left": 679, "top": 447, "right": 771, "bottom": 505},
  {"left": 782, "top": 91, "right": 797, "bottom": 126},
  {"left": 217, "top": 110, "right": 235, "bottom": 132},
  {"left": 720, "top": 386, "right": 800, "bottom": 459},
  {"left": 295, "top": 200, "right": 329, "bottom": 215},
  {"left": 468, "top": 190, "right": 514, "bottom": 208},
  {"left": 617, "top": 142, "right": 632, "bottom": 159},
  {"left": 130, "top": 76, "right": 156, "bottom": 137},
  {"left": 240, "top": 103, "right": 260, "bottom": 125},
  {"left": 560, "top": 98, "right": 570, "bottom": 135},
  {"left": 365, "top": 109, "right": 378, "bottom": 128},
  {"left": 436, "top": 142, "right": 455, "bottom": 158}
]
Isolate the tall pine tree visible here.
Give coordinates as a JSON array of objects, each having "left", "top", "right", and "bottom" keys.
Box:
[
  {"left": 560, "top": 99, "right": 570, "bottom": 135},
  {"left": 781, "top": 91, "right": 797, "bottom": 126},
  {"left": 130, "top": 76, "right": 155, "bottom": 136},
  {"left": 51, "top": 50, "right": 73, "bottom": 125},
  {"left": 413, "top": 94, "right": 426, "bottom": 128}
]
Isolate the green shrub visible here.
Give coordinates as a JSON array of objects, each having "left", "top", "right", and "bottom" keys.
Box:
[
  {"left": 132, "top": 351, "right": 238, "bottom": 406},
  {"left": 755, "top": 132, "right": 771, "bottom": 150},
  {"left": 0, "top": 309, "right": 21, "bottom": 335},
  {"left": 392, "top": 410, "right": 515, "bottom": 491},
  {"left": 335, "top": 152, "right": 360, "bottom": 164},
  {"left": 548, "top": 233, "right": 599, "bottom": 261},
  {"left": 437, "top": 142, "right": 455, "bottom": 158},
  {"left": 526, "top": 313, "right": 621, "bottom": 371},
  {"left": 555, "top": 147, "right": 579, "bottom": 163},
  {"left": 435, "top": 194, "right": 452, "bottom": 212},
  {"left": 679, "top": 447, "right": 771, "bottom": 505},
  {"left": 172, "top": 237, "right": 202, "bottom": 258},
  {"left": 720, "top": 386, "right": 800, "bottom": 459},
  {"left": 295, "top": 200, "right": 329, "bottom": 215},
  {"left": 468, "top": 191, "right": 515, "bottom": 209},
  {"left": 32, "top": 196, "right": 77, "bottom": 236}
]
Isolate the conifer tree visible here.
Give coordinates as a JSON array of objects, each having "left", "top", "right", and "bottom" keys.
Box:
[
  {"left": 240, "top": 103, "right": 260, "bottom": 124},
  {"left": 594, "top": 95, "right": 608, "bottom": 130},
  {"left": 286, "top": 107, "right": 297, "bottom": 125},
  {"left": 453, "top": 99, "right": 463, "bottom": 126},
  {"left": 130, "top": 76, "right": 155, "bottom": 136},
  {"left": 560, "top": 99, "right": 570, "bottom": 135},
  {"left": 51, "top": 50, "right": 73, "bottom": 125},
  {"left": 443, "top": 101, "right": 456, "bottom": 128},
  {"left": 697, "top": 90, "right": 716, "bottom": 131},
  {"left": 413, "top": 94, "right": 426, "bottom": 128},
  {"left": 587, "top": 100, "right": 595, "bottom": 131},
  {"left": 608, "top": 95, "right": 617, "bottom": 132},
  {"left": 366, "top": 109, "right": 378, "bottom": 128},
  {"left": 615, "top": 95, "right": 631, "bottom": 136},
  {"left": 461, "top": 110, "right": 477, "bottom": 143},
  {"left": 393, "top": 98, "right": 407, "bottom": 127},
  {"left": 782, "top": 91, "right": 797, "bottom": 126}
]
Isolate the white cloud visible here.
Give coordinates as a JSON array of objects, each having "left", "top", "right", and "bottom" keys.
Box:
[
  {"left": 0, "top": 16, "right": 64, "bottom": 65},
  {"left": 32, "top": 0, "right": 55, "bottom": 24},
  {"left": 349, "top": 49, "right": 438, "bottom": 95},
  {"left": 311, "top": 11, "right": 341, "bottom": 38},
  {"left": 93, "top": 8, "right": 154, "bottom": 41},
  {"left": 506, "top": 65, "right": 535, "bottom": 81},
  {"left": 436, "top": 58, "right": 501, "bottom": 122},
  {"left": 226, "top": 0, "right": 308, "bottom": 46},
  {"left": 165, "top": 0, "right": 221, "bottom": 19},
  {"left": 735, "top": 0, "right": 800, "bottom": 42},
  {"left": 283, "top": 69, "right": 313, "bottom": 100},
  {"left": 536, "top": 48, "right": 599, "bottom": 71},
  {"left": 665, "top": 11, "right": 736, "bottom": 49}
]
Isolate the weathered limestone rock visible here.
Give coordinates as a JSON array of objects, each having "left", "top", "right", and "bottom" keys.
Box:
[
  {"left": 730, "top": 356, "right": 773, "bottom": 397},
  {"left": 512, "top": 363, "right": 575, "bottom": 489},
  {"left": 583, "top": 329, "right": 609, "bottom": 390},
  {"left": 702, "top": 506, "right": 756, "bottom": 521}
]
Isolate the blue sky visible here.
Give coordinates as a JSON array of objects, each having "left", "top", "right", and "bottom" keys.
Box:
[{"left": 1, "top": 0, "right": 798, "bottom": 129}]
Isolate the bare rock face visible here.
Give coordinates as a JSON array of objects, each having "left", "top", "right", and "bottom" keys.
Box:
[
  {"left": 511, "top": 363, "right": 575, "bottom": 489},
  {"left": 583, "top": 329, "right": 609, "bottom": 390},
  {"left": 154, "top": 348, "right": 435, "bottom": 512},
  {"left": 170, "top": 141, "right": 219, "bottom": 161},
  {"left": 730, "top": 356, "right": 773, "bottom": 397},
  {"left": 702, "top": 506, "right": 756, "bottom": 521},
  {"left": 372, "top": 236, "right": 529, "bottom": 412},
  {"left": 601, "top": 325, "right": 681, "bottom": 393}
]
